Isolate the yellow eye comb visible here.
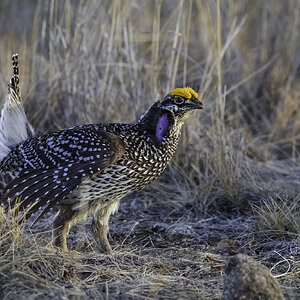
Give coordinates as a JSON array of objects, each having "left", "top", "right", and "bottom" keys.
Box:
[{"left": 170, "top": 87, "right": 198, "bottom": 99}]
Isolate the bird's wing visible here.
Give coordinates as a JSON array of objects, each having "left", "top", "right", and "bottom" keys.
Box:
[{"left": 1, "top": 129, "right": 125, "bottom": 223}]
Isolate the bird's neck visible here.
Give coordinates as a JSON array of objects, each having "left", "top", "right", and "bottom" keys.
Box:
[{"left": 138, "top": 105, "right": 182, "bottom": 148}]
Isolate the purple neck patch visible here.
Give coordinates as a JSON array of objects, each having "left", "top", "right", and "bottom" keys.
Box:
[{"left": 155, "top": 114, "right": 169, "bottom": 141}]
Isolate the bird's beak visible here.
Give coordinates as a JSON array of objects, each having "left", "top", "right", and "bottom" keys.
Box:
[
  {"left": 190, "top": 100, "right": 203, "bottom": 110},
  {"left": 195, "top": 101, "right": 203, "bottom": 109},
  {"left": 185, "top": 99, "right": 203, "bottom": 111}
]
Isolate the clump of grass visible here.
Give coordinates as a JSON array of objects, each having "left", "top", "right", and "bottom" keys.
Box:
[{"left": 253, "top": 194, "right": 300, "bottom": 236}]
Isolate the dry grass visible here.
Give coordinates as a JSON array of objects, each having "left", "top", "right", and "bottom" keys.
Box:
[
  {"left": 253, "top": 194, "right": 300, "bottom": 235},
  {"left": 0, "top": 0, "right": 300, "bottom": 299},
  {"left": 0, "top": 206, "right": 225, "bottom": 299}
]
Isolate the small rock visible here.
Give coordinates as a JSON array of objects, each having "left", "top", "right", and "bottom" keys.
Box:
[
  {"left": 222, "top": 254, "right": 284, "bottom": 300},
  {"left": 166, "top": 224, "right": 196, "bottom": 238}
]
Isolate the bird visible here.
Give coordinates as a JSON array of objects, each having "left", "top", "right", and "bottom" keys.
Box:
[{"left": 0, "top": 55, "right": 203, "bottom": 253}]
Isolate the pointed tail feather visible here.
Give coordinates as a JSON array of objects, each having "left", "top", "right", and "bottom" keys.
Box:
[{"left": 0, "top": 53, "right": 34, "bottom": 160}]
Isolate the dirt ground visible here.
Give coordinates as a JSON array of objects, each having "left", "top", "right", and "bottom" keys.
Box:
[{"left": 1, "top": 184, "right": 299, "bottom": 299}]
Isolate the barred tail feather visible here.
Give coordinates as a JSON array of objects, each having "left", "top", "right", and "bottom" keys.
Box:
[{"left": 0, "top": 53, "right": 34, "bottom": 160}]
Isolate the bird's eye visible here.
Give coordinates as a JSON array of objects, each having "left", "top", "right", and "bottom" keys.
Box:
[{"left": 174, "top": 96, "right": 184, "bottom": 105}]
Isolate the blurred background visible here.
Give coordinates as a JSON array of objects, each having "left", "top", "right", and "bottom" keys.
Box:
[{"left": 0, "top": 0, "right": 299, "bottom": 217}]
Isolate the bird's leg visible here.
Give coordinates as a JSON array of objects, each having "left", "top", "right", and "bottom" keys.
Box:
[
  {"left": 92, "top": 217, "right": 112, "bottom": 253},
  {"left": 53, "top": 205, "right": 78, "bottom": 250},
  {"left": 92, "top": 202, "right": 119, "bottom": 254}
]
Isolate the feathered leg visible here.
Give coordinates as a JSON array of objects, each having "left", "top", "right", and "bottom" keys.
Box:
[
  {"left": 92, "top": 201, "right": 120, "bottom": 253},
  {"left": 53, "top": 204, "right": 79, "bottom": 250}
]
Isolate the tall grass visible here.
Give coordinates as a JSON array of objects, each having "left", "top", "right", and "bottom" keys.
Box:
[
  {"left": 0, "top": 0, "right": 299, "bottom": 213},
  {"left": 0, "top": 0, "right": 299, "bottom": 220}
]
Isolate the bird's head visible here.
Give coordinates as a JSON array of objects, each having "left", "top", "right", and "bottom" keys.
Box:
[
  {"left": 158, "top": 87, "right": 203, "bottom": 123},
  {"left": 139, "top": 87, "right": 203, "bottom": 143}
]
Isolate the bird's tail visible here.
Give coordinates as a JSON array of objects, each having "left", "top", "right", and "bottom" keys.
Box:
[{"left": 0, "top": 53, "right": 35, "bottom": 161}]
